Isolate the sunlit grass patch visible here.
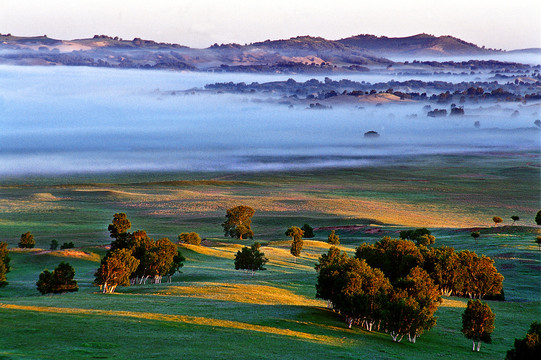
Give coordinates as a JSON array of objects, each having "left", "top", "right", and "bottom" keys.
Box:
[
  {"left": 178, "top": 243, "right": 243, "bottom": 259},
  {"left": 155, "top": 282, "right": 325, "bottom": 306},
  {"left": 46, "top": 249, "right": 101, "bottom": 262},
  {"left": 0, "top": 303, "right": 337, "bottom": 344},
  {"left": 440, "top": 298, "right": 467, "bottom": 308}
]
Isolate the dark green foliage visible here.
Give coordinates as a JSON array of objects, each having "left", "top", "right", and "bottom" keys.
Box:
[
  {"left": 50, "top": 239, "right": 58, "bottom": 250},
  {"left": 234, "top": 242, "right": 268, "bottom": 274},
  {"left": 301, "top": 224, "right": 314, "bottom": 238},
  {"left": 286, "top": 226, "right": 304, "bottom": 258},
  {"left": 327, "top": 230, "right": 340, "bottom": 245},
  {"left": 505, "top": 321, "right": 541, "bottom": 360},
  {"left": 178, "top": 232, "right": 201, "bottom": 245},
  {"left": 536, "top": 210, "right": 541, "bottom": 225},
  {"left": 0, "top": 242, "right": 10, "bottom": 287},
  {"left": 461, "top": 300, "right": 495, "bottom": 351},
  {"left": 166, "top": 250, "right": 186, "bottom": 281},
  {"left": 108, "top": 212, "right": 131, "bottom": 240},
  {"left": 536, "top": 236, "right": 541, "bottom": 251},
  {"left": 355, "top": 237, "right": 423, "bottom": 282},
  {"left": 511, "top": 215, "right": 519, "bottom": 225},
  {"left": 60, "top": 241, "right": 74, "bottom": 250},
  {"left": 316, "top": 246, "right": 441, "bottom": 343},
  {"left": 18, "top": 232, "right": 35, "bottom": 248},
  {"left": 470, "top": 231, "right": 480, "bottom": 240},
  {"left": 400, "top": 228, "right": 431, "bottom": 242},
  {"left": 36, "top": 262, "right": 78, "bottom": 294},
  {"left": 222, "top": 206, "right": 255, "bottom": 240}
]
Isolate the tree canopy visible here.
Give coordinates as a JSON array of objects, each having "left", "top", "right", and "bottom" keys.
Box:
[
  {"left": 222, "top": 205, "right": 255, "bottom": 240},
  {"left": 94, "top": 248, "right": 139, "bottom": 294},
  {"left": 301, "top": 224, "right": 314, "bottom": 238},
  {"left": 328, "top": 230, "right": 340, "bottom": 245},
  {"left": 178, "top": 232, "right": 202, "bottom": 245},
  {"left": 234, "top": 242, "right": 268, "bottom": 275},
  {"left": 492, "top": 216, "right": 503, "bottom": 226},
  {"left": 461, "top": 299, "right": 495, "bottom": 352},
  {"left": 536, "top": 210, "right": 541, "bottom": 226},
  {"left": 505, "top": 321, "right": 541, "bottom": 360},
  {"left": 0, "top": 242, "right": 10, "bottom": 287},
  {"left": 36, "top": 262, "right": 78, "bottom": 294},
  {"left": 286, "top": 226, "right": 304, "bottom": 258},
  {"left": 18, "top": 232, "right": 35, "bottom": 249}
]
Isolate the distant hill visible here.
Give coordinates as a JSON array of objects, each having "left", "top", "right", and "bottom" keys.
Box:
[
  {"left": 337, "top": 33, "right": 495, "bottom": 56},
  {"left": 0, "top": 32, "right": 522, "bottom": 73}
]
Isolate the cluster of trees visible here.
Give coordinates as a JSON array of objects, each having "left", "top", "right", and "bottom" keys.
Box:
[
  {"left": 357, "top": 237, "right": 504, "bottom": 299},
  {"left": 316, "top": 245, "right": 440, "bottom": 343},
  {"left": 0, "top": 242, "right": 10, "bottom": 287},
  {"left": 94, "top": 213, "right": 185, "bottom": 293},
  {"left": 49, "top": 240, "right": 75, "bottom": 250},
  {"left": 234, "top": 242, "right": 268, "bottom": 275},
  {"left": 316, "top": 237, "right": 504, "bottom": 343},
  {"left": 36, "top": 262, "right": 78, "bottom": 294}
]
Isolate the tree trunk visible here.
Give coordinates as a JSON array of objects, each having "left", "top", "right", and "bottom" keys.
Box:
[
  {"left": 476, "top": 342, "right": 481, "bottom": 351},
  {"left": 472, "top": 341, "right": 476, "bottom": 351}
]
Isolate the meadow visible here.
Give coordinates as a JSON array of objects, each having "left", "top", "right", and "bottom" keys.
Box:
[{"left": 0, "top": 152, "right": 539, "bottom": 359}]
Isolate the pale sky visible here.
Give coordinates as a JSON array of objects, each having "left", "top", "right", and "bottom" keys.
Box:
[{"left": 1, "top": 0, "right": 540, "bottom": 50}]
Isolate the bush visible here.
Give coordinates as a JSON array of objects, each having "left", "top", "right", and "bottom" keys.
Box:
[
  {"left": 36, "top": 262, "right": 78, "bottom": 294},
  {"left": 50, "top": 240, "right": 58, "bottom": 250}
]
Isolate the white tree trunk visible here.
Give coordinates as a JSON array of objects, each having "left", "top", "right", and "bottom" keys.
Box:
[{"left": 476, "top": 342, "right": 481, "bottom": 351}]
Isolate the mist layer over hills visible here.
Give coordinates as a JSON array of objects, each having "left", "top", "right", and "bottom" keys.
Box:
[{"left": 0, "top": 65, "right": 538, "bottom": 177}]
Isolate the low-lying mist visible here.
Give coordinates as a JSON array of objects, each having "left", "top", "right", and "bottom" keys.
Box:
[{"left": 0, "top": 66, "right": 539, "bottom": 177}]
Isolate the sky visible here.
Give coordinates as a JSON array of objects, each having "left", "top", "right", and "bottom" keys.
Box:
[{"left": 1, "top": 0, "right": 540, "bottom": 50}]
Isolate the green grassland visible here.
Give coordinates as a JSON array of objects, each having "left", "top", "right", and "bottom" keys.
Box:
[{"left": 0, "top": 153, "right": 539, "bottom": 359}]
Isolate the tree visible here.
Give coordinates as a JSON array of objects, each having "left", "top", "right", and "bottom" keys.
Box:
[
  {"left": 328, "top": 230, "right": 340, "bottom": 245},
  {"left": 536, "top": 210, "right": 541, "bottom": 226},
  {"left": 50, "top": 239, "right": 58, "bottom": 250},
  {"left": 60, "top": 242, "right": 74, "bottom": 249},
  {"left": 416, "top": 234, "right": 435, "bottom": 247},
  {"left": 536, "top": 236, "right": 541, "bottom": 251},
  {"left": 36, "top": 262, "right": 78, "bottom": 294},
  {"left": 471, "top": 232, "right": 480, "bottom": 240},
  {"left": 108, "top": 213, "right": 131, "bottom": 239},
  {"left": 492, "top": 216, "right": 503, "bottom": 227},
  {"left": 178, "top": 232, "right": 201, "bottom": 245},
  {"left": 222, "top": 206, "right": 255, "bottom": 240},
  {"left": 384, "top": 267, "right": 441, "bottom": 343},
  {"left": 505, "top": 321, "right": 541, "bottom": 360},
  {"left": 166, "top": 250, "right": 186, "bottom": 282},
  {"left": 0, "top": 242, "right": 10, "bottom": 287},
  {"left": 422, "top": 246, "right": 460, "bottom": 297},
  {"left": 18, "top": 232, "right": 35, "bottom": 248},
  {"left": 511, "top": 215, "right": 519, "bottom": 225},
  {"left": 108, "top": 213, "right": 132, "bottom": 251},
  {"left": 400, "top": 228, "right": 431, "bottom": 242},
  {"left": 461, "top": 299, "right": 495, "bottom": 352},
  {"left": 355, "top": 237, "right": 423, "bottom": 282},
  {"left": 94, "top": 248, "right": 140, "bottom": 294},
  {"left": 234, "top": 242, "right": 268, "bottom": 275},
  {"left": 457, "top": 250, "right": 504, "bottom": 299},
  {"left": 301, "top": 224, "right": 314, "bottom": 238},
  {"left": 286, "top": 226, "right": 304, "bottom": 260}
]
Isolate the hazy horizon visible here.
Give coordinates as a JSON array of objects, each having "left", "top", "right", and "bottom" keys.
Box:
[{"left": 1, "top": 0, "right": 540, "bottom": 50}]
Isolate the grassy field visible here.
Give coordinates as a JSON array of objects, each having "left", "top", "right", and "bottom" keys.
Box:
[{"left": 0, "top": 153, "right": 539, "bottom": 359}]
